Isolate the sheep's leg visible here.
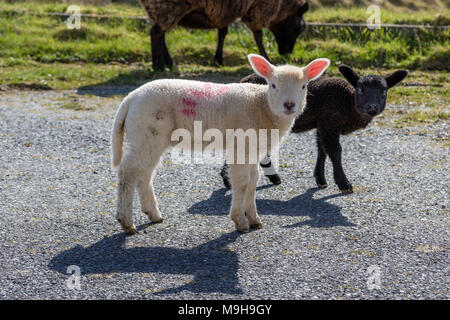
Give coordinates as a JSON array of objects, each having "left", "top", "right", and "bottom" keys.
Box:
[
  {"left": 260, "top": 153, "right": 281, "bottom": 185},
  {"left": 319, "top": 129, "right": 353, "bottom": 193},
  {"left": 220, "top": 162, "right": 232, "bottom": 189},
  {"left": 162, "top": 32, "right": 173, "bottom": 69},
  {"left": 252, "top": 29, "right": 270, "bottom": 61},
  {"left": 151, "top": 24, "right": 166, "bottom": 71},
  {"left": 214, "top": 27, "right": 228, "bottom": 66},
  {"left": 314, "top": 130, "right": 328, "bottom": 188},
  {"left": 136, "top": 134, "right": 168, "bottom": 223},
  {"left": 228, "top": 164, "right": 251, "bottom": 232},
  {"left": 137, "top": 167, "right": 163, "bottom": 224},
  {"left": 116, "top": 154, "right": 140, "bottom": 235},
  {"left": 245, "top": 164, "right": 262, "bottom": 229}
]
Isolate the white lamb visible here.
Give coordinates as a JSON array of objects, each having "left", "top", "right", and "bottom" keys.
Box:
[{"left": 111, "top": 54, "right": 330, "bottom": 234}]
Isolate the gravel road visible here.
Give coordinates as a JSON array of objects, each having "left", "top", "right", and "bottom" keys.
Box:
[{"left": 0, "top": 89, "right": 448, "bottom": 299}]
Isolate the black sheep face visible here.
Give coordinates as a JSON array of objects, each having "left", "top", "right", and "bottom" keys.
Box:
[
  {"left": 270, "top": 2, "right": 309, "bottom": 55},
  {"left": 355, "top": 75, "right": 389, "bottom": 118},
  {"left": 339, "top": 65, "right": 408, "bottom": 119}
]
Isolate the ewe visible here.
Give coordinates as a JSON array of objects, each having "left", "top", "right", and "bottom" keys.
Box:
[
  {"left": 139, "top": 0, "right": 309, "bottom": 70},
  {"left": 221, "top": 66, "right": 408, "bottom": 193},
  {"left": 111, "top": 54, "right": 330, "bottom": 234}
]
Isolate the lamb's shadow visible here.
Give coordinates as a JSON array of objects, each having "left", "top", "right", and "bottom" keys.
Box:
[
  {"left": 188, "top": 187, "right": 355, "bottom": 228},
  {"left": 48, "top": 229, "right": 243, "bottom": 295}
]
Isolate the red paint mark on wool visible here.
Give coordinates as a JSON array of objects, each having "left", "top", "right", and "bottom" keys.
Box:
[
  {"left": 188, "top": 83, "right": 212, "bottom": 99},
  {"left": 182, "top": 97, "right": 198, "bottom": 108},
  {"left": 180, "top": 82, "right": 230, "bottom": 117},
  {"left": 213, "top": 84, "right": 230, "bottom": 96},
  {"left": 181, "top": 97, "right": 198, "bottom": 117}
]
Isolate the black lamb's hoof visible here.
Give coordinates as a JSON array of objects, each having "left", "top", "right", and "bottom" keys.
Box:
[
  {"left": 266, "top": 174, "right": 281, "bottom": 185},
  {"left": 314, "top": 175, "right": 327, "bottom": 188},
  {"left": 339, "top": 183, "right": 353, "bottom": 194},
  {"left": 340, "top": 188, "right": 353, "bottom": 194}
]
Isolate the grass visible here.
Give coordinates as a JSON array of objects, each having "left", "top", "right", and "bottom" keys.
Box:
[{"left": 0, "top": 0, "right": 448, "bottom": 127}]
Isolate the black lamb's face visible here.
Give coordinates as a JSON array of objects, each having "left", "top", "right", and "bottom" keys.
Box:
[
  {"left": 338, "top": 65, "right": 408, "bottom": 120},
  {"left": 354, "top": 76, "right": 388, "bottom": 119},
  {"left": 270, "top": 2, "right": 309, "bottom": 55}
]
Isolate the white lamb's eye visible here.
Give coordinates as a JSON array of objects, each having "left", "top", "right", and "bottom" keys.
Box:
[{"left": 272, "top": 83, "right": 276, "bottom": 89}]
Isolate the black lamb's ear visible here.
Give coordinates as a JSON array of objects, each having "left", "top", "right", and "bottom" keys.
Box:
[
  {"left": 298, "top": 2, "right": 309, "bottom": 16},
  {"left": 338, "top": 65, "right": 360, "bottom": 88},
  {"left": 385, "top": 70, "right": 408, "bottom": 89}
]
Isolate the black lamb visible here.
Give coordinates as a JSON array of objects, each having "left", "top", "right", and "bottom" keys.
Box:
[{"left": 221, "top": 65, "right": 408, "bottom": 193}]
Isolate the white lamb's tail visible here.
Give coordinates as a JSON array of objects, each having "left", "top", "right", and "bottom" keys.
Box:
[{"left": 111, "top": 97, "right": 131, "bottom": 169}]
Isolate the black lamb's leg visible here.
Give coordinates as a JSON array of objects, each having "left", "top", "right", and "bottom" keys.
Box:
[
  {"left": 162, "top": 32, "right": 173, "bottom": 69},
  {"left": 214, "top": 27, "right": 228, "bottom": 66},
  {"left": 220, "top": 162, "right": 232, "bottom": 189},
  {"left": 314, "top": 130, "right": 328, "bottom": 188},
  {"left": 151, "top": 24, "right": 166, "bottom": 71},
  {"left": 318, "top": 126, "right": 353, "bottom": 193},
  {"left": 260, "top": 154, "right": 281, "bottom": 185},
  {"left": 252, "top": 29, "right": 270, "bottom": 61}
]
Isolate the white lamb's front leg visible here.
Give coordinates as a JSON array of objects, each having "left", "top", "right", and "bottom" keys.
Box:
[
  {"left": 228, "top": 164, "right": 251, "bottom": 232},
  {"left": 244, "top": 164, "right": 262, "bottom": 229}
]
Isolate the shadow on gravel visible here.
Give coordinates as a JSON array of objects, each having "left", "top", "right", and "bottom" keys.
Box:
[
  {"left": 48, "top": 230, "right": 243, "bottom": 295},
  {"left": 188, "top": 187, "right": 355, "bottom": 228}
]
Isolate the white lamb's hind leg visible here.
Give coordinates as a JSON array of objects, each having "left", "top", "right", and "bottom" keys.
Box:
[
  {"left": 116, "top": 153, "right": 140, "bottom": 235},
  {"left": 136, "top": 126, "right": 170, "bottom": 224},
  {"left": 245, "top": 164, "right": 262, "bottom": 229},
  {"left": 137, "top": 159, "right": 163, "bottom": 223},
  {"left": 228, "top": 164, "right": 251, "bottom": 232}
]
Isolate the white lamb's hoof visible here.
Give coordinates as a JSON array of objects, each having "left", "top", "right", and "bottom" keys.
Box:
[
  {"left": 151, "top": 217, "right": 163, "bottom": 224},
  {"left": 250, "top": 222, "right": 263, "bottom": 230},
  {"left": 144, "top": 211, "right": 163, "bottom": 223},
  {"left": 121, "top": 224, "right": 138, "bottom": 235},
  {"left": 246, "top": 213, "right": 262, "bottom": 230},
  {"left": 233, "top": 218, "right": 250, "bottom": 233},
  {"left": 236, "top": 225, "right": 250, "bottom": 233}
]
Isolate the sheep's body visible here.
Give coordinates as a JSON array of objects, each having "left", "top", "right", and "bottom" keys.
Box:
[
  {"left": 139, "top": 0, "right": 308, "bottom": 69},
  {"left": 221, "top": 68, "right": 407, "bottom": 193},
  {"left": 111, "top": 81, "right": 296, "bottom": 234},
  {"left": 140, "top": 0, "right": 304, "bottom": 31},
  {"left": 141, "top": 0, "right": 252, "bottom": 30},
  {"left": 291, "top": 77, "right": 370, "bottom": 134}
]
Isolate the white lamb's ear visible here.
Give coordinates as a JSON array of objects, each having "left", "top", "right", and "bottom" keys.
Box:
[
  {"left": 248, "top": 54, "right": 275, "bottom": 80},
  {"left": 303, "top": 58, "right": 331, "bottom": 81}
]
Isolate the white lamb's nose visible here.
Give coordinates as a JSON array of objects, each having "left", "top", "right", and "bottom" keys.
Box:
[{"left": 283, "top": 101, "right": 295, "bottom": 110}]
